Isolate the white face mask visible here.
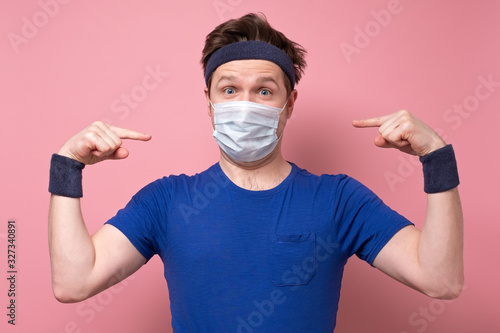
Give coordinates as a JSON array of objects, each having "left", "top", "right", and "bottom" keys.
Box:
[{"left": 210, "top": 100, "right": 288, "bottom": 163}]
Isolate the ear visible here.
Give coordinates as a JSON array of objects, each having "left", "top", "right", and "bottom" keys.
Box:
[
  {"left": 204, "top": 87, "right": 212, "bottom": 117},
  {"left": 285, "top": 89, "right": 298, "bottom": 120}
]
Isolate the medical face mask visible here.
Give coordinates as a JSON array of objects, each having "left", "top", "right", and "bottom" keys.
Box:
[{"left": 210, "top": 100, "right": 288, "bottom": 163}]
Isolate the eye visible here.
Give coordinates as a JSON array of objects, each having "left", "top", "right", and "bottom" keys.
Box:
[
  {"left": 259, "top": 89, "right": 271, "bottom": 96},
  {"left": 224, "top": 87, "right": 235, "bottom": 95}
]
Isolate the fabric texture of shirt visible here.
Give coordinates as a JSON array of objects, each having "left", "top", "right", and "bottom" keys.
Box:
[{"left": 106, "top": 162, "right": 413, "bottom": 332}]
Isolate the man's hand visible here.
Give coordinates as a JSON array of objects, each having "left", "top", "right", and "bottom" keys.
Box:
[
  {"left": 49, "top": 121, "right": 151, "bottom": 303},
  {"left": 354, "top": 110, "right": 464, "bottom": 299},
  {"left": 57, "top": 121, "right": 152, "bottom": 165},
  {"left": 352, "top": 110, "right": 446, "bottom": 156}
]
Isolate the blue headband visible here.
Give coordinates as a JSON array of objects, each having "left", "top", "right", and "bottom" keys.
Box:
[{"left": 205, "top": 40, "right": 296, "bottom": 89}]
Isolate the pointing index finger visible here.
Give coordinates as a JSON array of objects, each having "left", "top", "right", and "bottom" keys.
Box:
[
  {"left": 352, "top": 115, "right": 390, "bottom": 128},
  {"left": 109, "top": 125, "right": 152, "bottom": 141}
]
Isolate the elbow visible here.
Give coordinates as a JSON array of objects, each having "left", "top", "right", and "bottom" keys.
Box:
[
  {"left": 52, "top": 281, "right": 89, "bottom": 304},
  {"left": 429, "top": 285, "right": 463, "bottom": 300},
  {"left": 53, "top": 289, "right": 83, "bottom": 304},
  {"left": 53, "top": 292, "right": 81, "bottom": 304},
  {"left": 425, "top": 275, "right": 465, "bottom": 300},
  {"left": 53, "top": 293, "right": 77, "bottom": 304}
]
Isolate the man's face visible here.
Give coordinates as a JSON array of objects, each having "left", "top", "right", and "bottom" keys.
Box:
[{"left": 205, "top": 59, "right": 297, "bottom": 140}]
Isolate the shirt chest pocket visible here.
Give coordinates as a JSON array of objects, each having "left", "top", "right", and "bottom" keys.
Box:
[{"left": 269, "top": 233, "right": 316, "bottom": 287}]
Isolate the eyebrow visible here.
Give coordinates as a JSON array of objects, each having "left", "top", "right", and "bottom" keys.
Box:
[
  {"left": 215, "top": 75, "right": 238, "bottom": 86},
  {"left": 255, "top": 76, "right": 280, "bottom": 87},
  {"left": 215, "top": 75, "right": 280, "bottom": 87}
]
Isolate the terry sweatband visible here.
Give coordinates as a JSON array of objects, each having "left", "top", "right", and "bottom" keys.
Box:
[
  {"left": 205, "top": 40, "right": 296, "bottom": 89},
  {"left": 49, "top": 153, "right": 85, "bottom": 198},
  {"left": 419, "top": 144, "right": 460, "bottom": 193}
]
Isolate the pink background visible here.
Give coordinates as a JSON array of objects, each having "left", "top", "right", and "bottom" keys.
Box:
[{"left": 1, "top": 0, "right": 499, "bottom": 332}]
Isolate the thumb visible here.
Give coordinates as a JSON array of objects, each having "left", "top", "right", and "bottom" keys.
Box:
[
  {"left": 374, "top": 134, "right": 415, "bottom": 155},
  {"left": 108, "top": 147, "right": 130, "bottom": 160},
  {"left": 374, "top": 135, "right": 392, "bottom": 148},
  {"left": 90, "top": 146, "right": 129, "bottom": 162}
]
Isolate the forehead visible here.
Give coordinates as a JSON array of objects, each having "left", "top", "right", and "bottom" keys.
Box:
[{"left": 212, "top": 59, "right": 284, "bottom": 84}]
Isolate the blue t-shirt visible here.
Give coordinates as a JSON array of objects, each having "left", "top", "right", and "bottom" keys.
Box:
[{"left": 106, "top": 162, "right": 412, "bottom": 332}]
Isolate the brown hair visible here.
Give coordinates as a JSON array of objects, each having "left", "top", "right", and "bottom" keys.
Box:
[{"left": 201, "top": 13, "right": 307, "bottom": 92}]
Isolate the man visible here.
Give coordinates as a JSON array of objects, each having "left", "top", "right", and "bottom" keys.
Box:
[{"left": 48, "top": 13, "right": 463, "bottom": 332}]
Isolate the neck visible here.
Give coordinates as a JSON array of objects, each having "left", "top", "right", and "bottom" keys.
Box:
[{"left": 219, "top": 145, "right": 291, "bottom": 191}]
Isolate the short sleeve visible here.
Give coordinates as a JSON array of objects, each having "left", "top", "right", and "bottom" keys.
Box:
[
  {"left": 333, "top": 176, "right": 413, "bottom": 265},
  {"left": 106, "top": 178, "right": 170, "bottom": 262}
]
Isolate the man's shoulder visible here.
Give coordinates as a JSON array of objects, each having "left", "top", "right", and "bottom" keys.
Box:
[
  {"left": 143, "top": 163, "right": 224, "bottom": 190},
  {"left": 291, "top": 163, "right": 373, "bottom": 197},
  {"left": 291, "top": 163, "right": 351, "bottom": 184}
]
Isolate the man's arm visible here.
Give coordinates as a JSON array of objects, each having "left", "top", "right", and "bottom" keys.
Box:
[
  {"left": 48, "top": 121, "right": 152, "bottom": 303},
  {"left": 353, "top": 110, "right": 464, "bottom": 299}
]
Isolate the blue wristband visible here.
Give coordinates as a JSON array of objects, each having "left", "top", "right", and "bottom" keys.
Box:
[
  {"left": 419, "top": 144, "right": 460, "bottom": 193},
  {"left": 49, "top": 154, "right": 85, "bottom": 198}
]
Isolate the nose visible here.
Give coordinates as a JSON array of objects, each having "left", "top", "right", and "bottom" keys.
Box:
[{"left": 239, "top": 90, "right": 254, "bottom": 103}]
